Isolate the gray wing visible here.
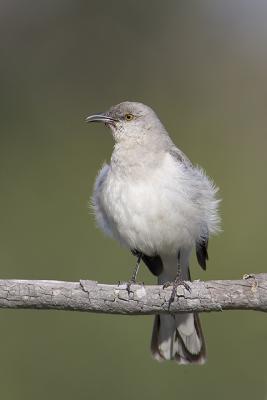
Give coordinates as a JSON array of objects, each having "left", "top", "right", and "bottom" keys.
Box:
[
  {"left": 169, "top": 146, "right": 193, "bottom": 168},
  {"left": 169, "top": 147, "right": 209, "bottom": 270}
]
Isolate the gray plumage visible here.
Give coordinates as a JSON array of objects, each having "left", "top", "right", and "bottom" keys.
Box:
[{"left": 86, "top": 101, "right": 220, "bottom": 364}]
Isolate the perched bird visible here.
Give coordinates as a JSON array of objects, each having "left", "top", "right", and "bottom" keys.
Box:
[{"left": 86, "top": 102, "right": 220, "bottom": 364}]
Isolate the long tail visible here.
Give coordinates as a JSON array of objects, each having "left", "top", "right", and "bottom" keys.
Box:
[{"left": 151, "top": 254, "right": 206, "bottom": 364}]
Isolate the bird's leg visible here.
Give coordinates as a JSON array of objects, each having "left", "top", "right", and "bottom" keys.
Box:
[
  {"left": 168, "top": 251, "right": 191, "bottom": 306},
  {"left": 127, "top": 251, "right": 142, "bottom": 293}
]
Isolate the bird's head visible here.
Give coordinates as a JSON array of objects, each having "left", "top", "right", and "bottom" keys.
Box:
[{"left": 86, "top": 101, "right": 165, "bottom": 143}]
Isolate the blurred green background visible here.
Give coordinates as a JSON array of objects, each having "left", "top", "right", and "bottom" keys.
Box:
[{"left": 0, "top": 1, "right": 267, "bottom": 399}]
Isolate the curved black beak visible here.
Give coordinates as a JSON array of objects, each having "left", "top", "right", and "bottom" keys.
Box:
[{"left": 85, "top": 113, "right": 118, "bottom": 124}]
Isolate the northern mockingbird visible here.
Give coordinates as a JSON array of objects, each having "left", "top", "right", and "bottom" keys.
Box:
[{"left": 86, "top": 101, "right": 220, "bottom": 364}]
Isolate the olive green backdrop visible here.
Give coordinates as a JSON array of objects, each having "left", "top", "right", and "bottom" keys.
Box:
[{"left": 0, "top": 1, "right": 267, "bottom": 399}]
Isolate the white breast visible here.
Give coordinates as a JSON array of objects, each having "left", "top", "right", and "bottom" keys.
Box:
[{"left": 92, "top": 154, "right": 219, "bottom": 256}]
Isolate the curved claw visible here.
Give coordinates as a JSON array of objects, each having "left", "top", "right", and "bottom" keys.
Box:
[
  {"left": 167, "top": 279, "right": 191, "bottom": 309},
  {"left": 163, "top": 281, "right": 172, "bottom": 289},
  {"left": 126, "top": 279, "right": 135, "bottom": 294}
]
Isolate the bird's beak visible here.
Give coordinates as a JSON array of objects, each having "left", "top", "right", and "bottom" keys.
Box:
[{"left": 85, "top": 112, "right": 118, "bottom": 124}]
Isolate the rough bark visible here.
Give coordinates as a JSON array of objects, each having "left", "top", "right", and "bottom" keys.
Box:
[{"left": 0, "top": 273, "right": 266, "bottom": 314}]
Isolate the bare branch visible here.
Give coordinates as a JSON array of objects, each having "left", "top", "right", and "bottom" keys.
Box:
[{"left": 0, "top": 274, "right": 266, "bottom": 314}]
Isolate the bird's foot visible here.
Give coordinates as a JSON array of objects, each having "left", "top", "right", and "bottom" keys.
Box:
[
  {"left": 126, "top": 279, "right": 135, "bottom": 294},
  {"left": 117, "top": 280, "right": 144, "bottom": 295},
  {"left": 163, "top": 278, "right": 191, "bottom": 308},
  {"left": 126, "top": 279, "right": 145, "bottom": 294},
  {"left": 162, "top": 281, "right": 172, "bottom": 289}
]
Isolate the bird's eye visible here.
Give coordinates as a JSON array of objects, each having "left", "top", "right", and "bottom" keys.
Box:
[{"left": 125, "top": 113, "right": 134, "bottom": 121}]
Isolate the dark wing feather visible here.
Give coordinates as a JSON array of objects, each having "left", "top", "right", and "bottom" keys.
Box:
[
  {"left": 142, "top": 254, "right": 163, "bottom": 276},
  {"left": 131, "top": 250, "right": 163, "bottom": 276},
  {"left": 196, "top": 238, "right": 209, "bottom": 270}
]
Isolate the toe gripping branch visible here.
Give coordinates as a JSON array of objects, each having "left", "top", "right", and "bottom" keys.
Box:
[
  {"left": 163, "top": 251, "right": 191, "bottom": 308},
  {"left": 126, "top": 251, "right": 143, "bottom": 294}
]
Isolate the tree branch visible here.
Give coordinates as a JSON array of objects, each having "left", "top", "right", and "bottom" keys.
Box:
[{"left": 0, "top": 274, "right": 266, "bottom": 314}]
